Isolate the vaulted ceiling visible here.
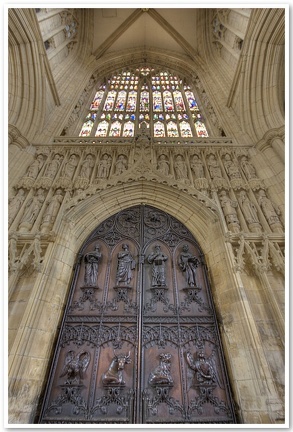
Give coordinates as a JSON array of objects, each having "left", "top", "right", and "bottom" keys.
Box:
[{"left": 91, "top": 8, "right": 203, "bottom": 61}]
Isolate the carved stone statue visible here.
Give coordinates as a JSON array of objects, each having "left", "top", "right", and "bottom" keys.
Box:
[
  {"left": 190, "top": 154, "right": 205, "bottom": 179},
  {"left": 186, "top": 350, "right": 222, "bottom": 388},
  {"left": 240, "top": 156, "right": 257, "bottom": 180},
  {"left": 8, "top": 188, "right": 25, "bottom": 226},
  {"left": 44, "top": 154, "right": 62, "bottom": 178},
  {"left": 96, "top": 154, "right": 112, "bottom": 179},
  {"left": 84, "top": 244, "right": 102, "bottom": 287},
  {"left": 18, "top": 188, "right": 45, "bottom": 231},
  {"left": 61, "top": 154, "right": 78, "bottom": 178},
  {"left": 257, "top": 189, "right": 283, "bottom": 232},
  {"left": 116, "top": 244, "right": 136, "bottom": 286},
  {"left": 149, "top": 353, "right": 174, "bottom": 386},
  {"left": 219, "top": 190, "right": 240, "bottom": 232},
  {"left": 157, "top": 154, "right": 170, "bottom": 176},
  {"left": 238, "top": 190, "right": 262, "bottom": 233},
  {"left": 174, "top": 155, "right": 188, "bottom": 179},
  {"left": 223, "top": 154, "right": 241, "bottom": 179},
  {"left": 79, "top": 154, "right": 94, "bottom": 179},
  {"left": 115, "top": 154, "right": 127, "bottom": 175},
  {"left": 41, "top": 189, "right": 63, "bottom": 232},
  {"left": 24, "top": 154, "right": 44, "bottom": 179},
  {"left": 208, "top": 154, "right": 222, "bottom": 179},
  {"left": 179, "top": 244, "right": 199, "bottom": 287},
  {"left": 147, "top": 245, "right": 168, "bottom": 287},
  {"left": 60, "top": 350, "right": 91, "bottom": 385},
  {"left": 102, "top": 351, "right": 131, "bottom": 386}
]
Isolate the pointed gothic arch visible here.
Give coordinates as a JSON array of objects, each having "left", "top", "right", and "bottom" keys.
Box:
[{"left": 39, "top": 204, "right": 236, "bottom": 424}]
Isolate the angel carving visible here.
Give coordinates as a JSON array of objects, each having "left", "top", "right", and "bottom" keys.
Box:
[
  {"left": 60, "top": 350, "right": 91, "bottom": 385},
  {"left": 186, "top": 350, "right": 223, "bottom": 388}
]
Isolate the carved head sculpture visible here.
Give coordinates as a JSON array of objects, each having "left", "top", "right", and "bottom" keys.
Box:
[{"left": 114, "top": 350, "right": 132, "bottom": 370}]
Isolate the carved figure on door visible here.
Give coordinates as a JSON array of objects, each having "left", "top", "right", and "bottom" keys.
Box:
[
  {"left": 60, "top": 350, "right": 91, "bottom": 385},
  {"left": 186, "top": 350, "right": 222, "bottom": 388},
  {"left": 179, "top": 244, "right": 199, "bottom": 287},
  {"left": 84, "top": 244, "right": 102, "bottom": 287},
  {"left": 116, "top": 244, "right": 136, "bottom": 286},
  {"left": 102, "top": 351, "right": 131, "bottom": 386},
  {"left": 149, "top": 353, "right": 174, "bottom": 386},
  {"left": 147, "top": 245, "right": 168, "bottom": 287}
]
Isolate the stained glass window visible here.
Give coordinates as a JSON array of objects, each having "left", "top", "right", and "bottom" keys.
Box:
[
  {"left": 90, "top": 90, "right": 105, "bottom": 110},
  {"left": 109, "top": 121, "right": 121, "bottom": 137},
  {"left": 79, "top": 67, "right": 209, "bottom": 139}
]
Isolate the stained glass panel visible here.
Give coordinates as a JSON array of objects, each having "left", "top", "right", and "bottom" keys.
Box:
[
  {"left": 79, "top": 120, "right": 94, "bottom": 137},
  {"left": 154, "top": 121, "right": 165, "bottom": 137},
  {"left": 103, "top": 90, "right": 116, "bottom": 111},
  {"left": 153, "top": 91, "right": 163, "bottom": 112},
  {"left": 90, "top": 90, "right": 104, "bottom": 110},
  {"left": 126, "top": 91, "right": 137, "bottom": 112},
  {"left": 185, "top": 89, "right": 199, "bottom": 111},
  {"left": 123, "top": 121, "right": 135, "bottom": 137},
  {"left": 167, "top": 121, "right": 179, "bottom": 137},
  {"left": 179, "top": 121, "right": 193, "bottom": 137},
  {"left": 109, "top": 121, "right": 122, "bottom": 137},
  {"left": 140, "top": 89, "right": 149, "bottom": 111},
  {"left": 95, "top": 120, "right": 109, "bottom": 137},
  {"left": 114, "top": 91, "right": 127, "bottom": 111},
  {"left": 195, "top": 120, "right": 209, "bottom": 137},
  {"left": 173, "top": 90, "right": 185, "bottom": 111},
  {"left": 163, "top": 91, "right": 174, "bottom": 112}
]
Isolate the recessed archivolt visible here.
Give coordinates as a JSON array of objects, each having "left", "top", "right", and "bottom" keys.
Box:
[{"left": 63, "top": 179, "right": 220, "bottom": 250}]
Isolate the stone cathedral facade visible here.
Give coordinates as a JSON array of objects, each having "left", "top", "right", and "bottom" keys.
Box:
[{"left": 8, "top": 8, "right": 286, "bottom": 425}]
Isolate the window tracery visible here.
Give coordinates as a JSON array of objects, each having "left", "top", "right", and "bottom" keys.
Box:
[{"left": 79, "top": 67, "right": 209, "bottom": 139}]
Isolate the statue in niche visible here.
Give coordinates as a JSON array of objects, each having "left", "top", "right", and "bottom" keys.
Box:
[
  {"left": 18, "top": 188, "right": 45, "bottom": 230},
  {"left": 41, "top": 189, "right": 63, "bottom": 232},
  {"left": 44, "top": 153, "right": 62, "bottom": 178},
  {"left": 8, "top": 188, "right": 25, "bottom": 226},
  {"left": 178, "top": 244, "right": 199, "bottom": 287},
  {"left": 190, "top": 154, "right": 205, "bottom": 179},
  {"left": 223, "top": 154, "right": 241, "bottom": 179},
  {"left": 115, "top": 154, "right": 128, "bottom": 175},
  {"left": 61, "top": 154, "right": 78, "bottom": 178},
  {"left": 24, "top": 154, "right": 44, "bottom": 179},
  {"left": 96, "top": 153, "right": 112, "bottom": 179},
  {"left": 207, "top": 154, "right": 222, "bottom": 179},
  {"left": 238, "top": 190, "right": 261, "bottom": 227},
  {"left": 219, "top": 190, "right": 240, "bottom": 232},
  {"left": 186, "top": 350, "right": 223, "bottom": 388},
  {"left": 257, "top": 189, "right": 283, "bottom": 231},
  {"left": 60, "top": 350, "right": 91, "bottom": 385},
  {"left": 157, "top": 154, "right": 170, "bottom": 176},
  {"left": 116, "top": 244, "right": 136, "bottom": 286},
  {"left": 147, "top": 245, "right": 168, "bottom": 287},
  {"left": 240, "top": 156, "right": 257, "bottom": 180},
  {"left": 149, "top": 353, "right": 174, "bottom": 386},
  {"left": 79, "top": 154, "right": 94, "bottom": 179},
  {"left": 174, "top": 154, "right": 188, "bottom": 179},
  {"left": 84, "top": 244, "right": 102, "bottom": 287}
]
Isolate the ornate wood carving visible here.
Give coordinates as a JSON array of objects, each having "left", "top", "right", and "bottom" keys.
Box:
[{"left": 39, "top": 205, "right": 236, "bottom": 424}]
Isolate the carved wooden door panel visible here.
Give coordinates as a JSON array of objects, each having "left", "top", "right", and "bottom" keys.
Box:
[{"left": 39, "top": 205, "right": 236, "bottom": 424}]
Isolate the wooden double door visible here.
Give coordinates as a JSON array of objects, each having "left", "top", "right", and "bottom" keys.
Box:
[{"left": 39, "top": 205, "right": 236, "bottom": 424}]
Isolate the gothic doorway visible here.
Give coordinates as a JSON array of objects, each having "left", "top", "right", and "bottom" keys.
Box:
[{"left": 39, "top": 205, "right": 236, "bottom": 424}]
